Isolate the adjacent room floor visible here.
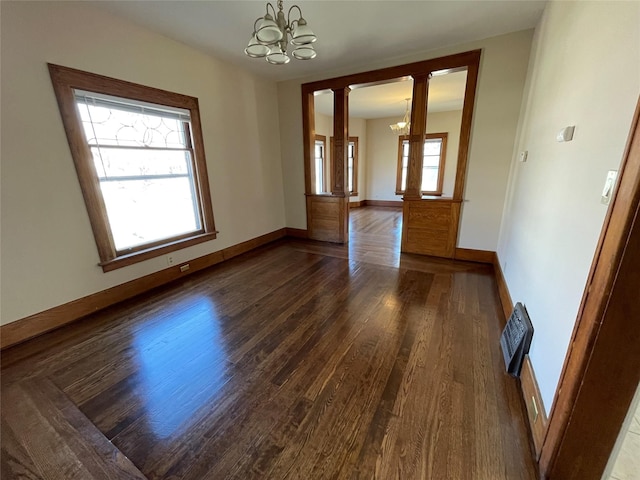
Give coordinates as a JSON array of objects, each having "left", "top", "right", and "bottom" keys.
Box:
[{"left": 1, "top": 207, "right": 538, "bottom": 479}]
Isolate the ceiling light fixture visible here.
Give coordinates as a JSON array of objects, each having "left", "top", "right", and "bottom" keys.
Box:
[
  {"left": 245, "top": 0, "right": 317, "bottom": 65},
  {"left": 390, "top": 98, "right": 411, "bottom": 135}
]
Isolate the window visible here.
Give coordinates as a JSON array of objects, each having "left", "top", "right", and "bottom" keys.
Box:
[
  {"left": 330, "top": 136, "right": 359, "bottom": 196},
  {"left": 313, "top": 135, "right": 327, "bottom": 193},
  {"left": 396, "top": 133, "right": 448, "bottom": 195},
  {"left": 48, "top": 64, "right": 216, "bottom": 272}
]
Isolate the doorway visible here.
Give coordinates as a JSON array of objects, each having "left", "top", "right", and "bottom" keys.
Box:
[{"left": 301, "top": 50, "right": 481, "bottom": 259}]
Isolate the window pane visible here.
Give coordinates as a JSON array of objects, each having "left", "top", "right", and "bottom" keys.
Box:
[
  {"left": 315, "top": 158, "right": 323, "bottom": 193},
  {"left": 421, "top": 167, "right": 438, "bottom": 192},
  {"left": 402, "top": 141, "right": 410, "bottom": 156},
  {"left": 101, "top": 177, "right": 200, "bottom": 251},
  {"left": 77, "top": 101, "right": 188, "bottom": 149},
  {"left": 424, "top": 139, "right": 442, "bottom": 156},
  {"left": 423, "top": 154, "right": 440, "bottom": 168},
  {"left": 401, "top": 167, "right": 408, "bottom": 191},
  {"left": 91, "top": 147, "right": 189, "bottom": 179}
]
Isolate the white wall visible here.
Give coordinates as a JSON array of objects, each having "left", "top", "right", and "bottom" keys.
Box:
[
  {"left": 0, "top": 1, "right": 286, "bottom": 325},
  {"left": 279, "top": 29, "right": 533, "bottom": 250},
  {"left": 366, "top": 110, "right": 463, "bottom": 201},
  {"left": 497, "top": 0, "right": 640, "bottom": 410}
]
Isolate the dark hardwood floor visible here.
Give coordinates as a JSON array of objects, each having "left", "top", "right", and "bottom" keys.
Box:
[{"left": 1, "top": 207, "right": 538, "bottom": 479}]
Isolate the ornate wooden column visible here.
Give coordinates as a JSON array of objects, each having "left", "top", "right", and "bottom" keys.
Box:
[
  {"left": 403, "top": 74, "right": 429, "bottom": 200},
  {"left": 305, "top": 87, "right": 350, "bottom": 243}
]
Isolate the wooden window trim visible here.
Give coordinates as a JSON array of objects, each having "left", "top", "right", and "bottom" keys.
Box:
[
  {"left": 330, "top": 136, "right": 359, "bottom": 196},
  {"left": 395, "top": 133, "right": 448, "bottom": 196},
  {"left": 48, "top": 64, "right": 216, "bottom": 272}
]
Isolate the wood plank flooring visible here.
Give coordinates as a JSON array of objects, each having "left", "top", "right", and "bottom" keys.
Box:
[{"left": 1, "top": 207, "right": 538, "bottom": 479}]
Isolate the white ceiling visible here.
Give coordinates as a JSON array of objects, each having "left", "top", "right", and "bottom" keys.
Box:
[
  {"left": 314, "top": 70, "right": 468, "bottom": 119},
  {"left": 94, "top": 1, "right": 546, "bottom": 83}
]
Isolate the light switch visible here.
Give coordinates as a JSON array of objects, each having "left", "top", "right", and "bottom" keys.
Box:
[{"left": 601, "top": 170, "right": 618, "bottom": 205}]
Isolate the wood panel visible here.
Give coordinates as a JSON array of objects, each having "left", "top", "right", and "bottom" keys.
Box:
[
  {"left": 0, "top": 229, "right": 287, "bottom": 349},
  {"left": 1, "top": 237, "right": 537, "bottom": 480},
  {"left": 542, "top": 96, "right": 640, "bottom": 479},
  {"left": 520, "top": 355, "right": 548, "bottom": 458},
  {"left": 401, "top": 199, "right": 461, "bottom": 258},
  {"left": 306, "top": 195, "right": 349, "bottom": 243}
]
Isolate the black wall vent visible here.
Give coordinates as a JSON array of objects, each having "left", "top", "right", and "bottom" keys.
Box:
[{"left": 500, "top": 302, "right": 533, "bottom": 377}]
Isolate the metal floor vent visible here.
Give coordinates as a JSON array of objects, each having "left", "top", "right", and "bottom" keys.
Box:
[{"left": 500, "top": 302, "right": 533, "bottom": 377}]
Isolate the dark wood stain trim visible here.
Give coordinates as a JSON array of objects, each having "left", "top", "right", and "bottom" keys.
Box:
[
  {"left": 364, "top": 200, "right": 403, "bottom": 208},
  {"left": 303, "top": 50, "right": 482, "bottom": 92},
  {"left": 541, "top": 96, "right": 640, "bottom": 479},
  {"left": 285, "top": 228, "right": 309, "bottom": 239},
  {"left": 0, "top": 229, "right": 287, "bottom": 349},
  {"left": 453, "top": 58, "right": 480, "bottom": 200},
  {"left": 492, "top": 253, "right": 514, "bottom": 325},
  {"left": 453, "top": 247, "right": 494, "bottom": 264},
  {"left": 302, "top": 89, "right": 315, "bottom": 196},
  {"left": 520, "top": 355, "right": 548, "bottom": 459}
]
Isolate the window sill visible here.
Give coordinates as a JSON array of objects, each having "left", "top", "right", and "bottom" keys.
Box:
[
  {"left": 395, "top": 191, "right": 443, "bottom": 196},
  {"left": 99, "top": 232, "right": 218, "bottom": 272}
]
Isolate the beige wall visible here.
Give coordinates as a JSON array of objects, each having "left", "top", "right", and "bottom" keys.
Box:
[
  {"left": 0, "top": 1, "right": 286, "bottom": 325},
  {"left": 497, "top": 0, "right": 640, "bottom": 410},
  {"left": 279, "top": 29, "right": 533, "bottom": 250},
  {"left": 366, "top": 110, "right": 463, "bottom": 201}
]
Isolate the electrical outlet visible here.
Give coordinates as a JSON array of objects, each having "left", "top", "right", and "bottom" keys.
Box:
[{"left": 167, "top": 256, "right": 174, "bottom": 266}]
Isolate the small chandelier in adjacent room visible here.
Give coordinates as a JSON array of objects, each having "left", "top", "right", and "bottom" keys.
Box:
[
  {"left": 390, "top": 98, "right": 411, "bottom": 135},
  {"left": 245, "top": 0, "right": 317, "bottom": 65}
]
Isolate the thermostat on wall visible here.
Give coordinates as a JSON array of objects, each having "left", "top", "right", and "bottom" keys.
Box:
[{"left": 556, "top": 126, "right": 575, "bottom": 142}]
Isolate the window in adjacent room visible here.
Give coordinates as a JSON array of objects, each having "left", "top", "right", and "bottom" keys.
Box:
[
  {"left": 396, "top": 133, "right": 448, "bottom": 195},
  {"left": 48, "top": 64, "right": 216, "bottom": 272},
  {"left": 314, "top": 134, "right": 327, "bottom": 193},
  {"left": 330, "top": 136, "right": 359, "bottom": 196}
]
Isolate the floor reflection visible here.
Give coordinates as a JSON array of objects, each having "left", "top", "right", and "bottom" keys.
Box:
[{"left": 133, "top": 296, "right": 228, "bottom": 439}]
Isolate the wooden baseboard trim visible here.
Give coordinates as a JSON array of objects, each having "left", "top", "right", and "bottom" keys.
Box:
[
  {"left": 454, "top": 247, "right": 495, "bottom": 264},
  {"left": 285, "top": 228, "right": 308, "bottom": 239},
  {"left": 492, "top": 253, "right": 514, "bottom": 324},
  {"left": 520, "top": 355, "right": 548, "bottom": 459},
  {"left": 363, "top": 200, "right": 403, "bottom": 208},
  {"left": 0, "top": 228, "right": 287, "bottom": 349},
  {"left": 349, "top": 200, "right": 364, "bottom": 208}
]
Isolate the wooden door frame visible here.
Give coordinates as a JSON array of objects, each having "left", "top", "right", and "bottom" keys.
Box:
[
  {"left": 540, "top": 97, "right": 640, "bottom": 478},
  {"left": 301, "top": 50, "right": 481, "bottom": 242}
]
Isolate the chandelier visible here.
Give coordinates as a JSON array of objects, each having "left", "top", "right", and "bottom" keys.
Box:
[
  {"left": 390, "top": 98, "right": 411, "bottom": 135},
  {"left": 245, "top": 0, "right": 317, "bottom": 65}
]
